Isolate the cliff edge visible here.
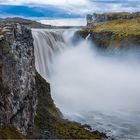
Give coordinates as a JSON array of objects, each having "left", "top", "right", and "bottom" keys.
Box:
[
  {"left": 0, "top": 23, "right": 37, "bottom": 135},
  {"left": 76, "top": 14, "right": 140, "bottom": 49}
]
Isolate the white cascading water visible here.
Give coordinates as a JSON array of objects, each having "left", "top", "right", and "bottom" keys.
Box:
[
  {"left": 32, "top": 29, "right": 140, "bottom": 139},
  {"left": 32, "top": 29, "right": 65, "bottom": 79}
]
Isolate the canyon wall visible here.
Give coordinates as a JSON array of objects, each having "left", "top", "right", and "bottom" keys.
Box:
[
  {"left": 0, "top": 23, "right": 37, "bottom": 134},
  {"left": 87, "top": 12, "right": 140, "bottom": 26},
  {"left": 77, "top": 15, "right": 140, "bottom": 49}
]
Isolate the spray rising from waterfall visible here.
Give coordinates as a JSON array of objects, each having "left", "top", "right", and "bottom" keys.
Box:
[{"left": 32, "top": 29, "right": 140, "bottom": 138}]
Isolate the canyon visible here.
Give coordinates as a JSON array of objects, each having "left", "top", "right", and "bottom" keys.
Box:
[
  {"left": 0, "top": 23, "right": 106, "bottom": 139},
  {"left": 0, "top": 12, "right": 140, "bottom": 139}
]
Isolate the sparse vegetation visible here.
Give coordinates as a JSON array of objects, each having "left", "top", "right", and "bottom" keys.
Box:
[
  {"left": 0, "top": 125, "right": 25, "bottom": 139},
  {"left": 91, "top": 18, "right": 140, "bottom": 36},
  {"left": 77, "top": 17, "right": 140, "bottom": 48}
]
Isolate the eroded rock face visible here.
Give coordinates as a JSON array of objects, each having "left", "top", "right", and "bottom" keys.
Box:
[
  {"left": 87, "top": 12, "right": 140, "bottom": 26},
  {"left": 75, "top": 30, "right": 140, "bottom": 50},
  {"left": 0, "top": 23, "right": 37, "bottom": 134}
]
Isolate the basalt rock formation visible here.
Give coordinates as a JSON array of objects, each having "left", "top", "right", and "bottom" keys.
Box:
[{"left": 0, "top": 23, "right": 37, "bottom": 135}]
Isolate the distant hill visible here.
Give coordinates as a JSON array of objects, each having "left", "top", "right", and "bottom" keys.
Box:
[
  {"left": 0, "top": 17, "right": 84, "bottom": 29},
  {"left": 0, "top": 17, "right": 53, "bottom": 28}
]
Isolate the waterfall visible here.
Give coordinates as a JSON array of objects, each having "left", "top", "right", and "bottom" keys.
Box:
[
  {"left": 32, "top": 29, "right": 67, "bottom": 80},
  {"left": 85, "top": 33, "right": 90, "bottom": 40},
  {"left": 32, "top": 29, "right": 140, "bottom": 139}
]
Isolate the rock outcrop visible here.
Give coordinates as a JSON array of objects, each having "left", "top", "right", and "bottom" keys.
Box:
[
  {"left": 0, "top": 23, "right": 37, "bottom": 134},
  {"left": 87, "top": 12, "right": 140, "bottom": 26},
  {"left": 77, "top": 17, "right": 140, "bottom": 49}
]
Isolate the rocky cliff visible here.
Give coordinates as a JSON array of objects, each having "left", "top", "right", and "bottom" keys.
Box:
[
  {"left": 76, "top": 17, "right": 140, "bottom": 49},
  {"left": 0, "top": 23, "right": 37, "bottom": 134},
  {"left": 87, "top": 12, "right": 140, "bottom": 26}
]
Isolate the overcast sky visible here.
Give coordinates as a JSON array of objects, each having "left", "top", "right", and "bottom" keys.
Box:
[{"left": 0, "top": 0, "right": 139, "bottom": 26}]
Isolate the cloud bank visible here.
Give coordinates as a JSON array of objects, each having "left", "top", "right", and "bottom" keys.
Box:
[
  {"left": 0, "top": 0, "right": 139, "bottom": 26},
  {"left": 0, "top": 0, "right": 140, "bottom": 16}
]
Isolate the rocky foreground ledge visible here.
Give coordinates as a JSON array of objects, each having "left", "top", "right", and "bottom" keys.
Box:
[{"left": 0, "top": 23, "right": 107, "bottom": 139}]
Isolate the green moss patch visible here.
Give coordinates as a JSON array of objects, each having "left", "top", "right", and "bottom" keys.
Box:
[
  {"left": 90, "top": 18, "right": 140, "bottom": 36},
  {"left": 77, "top": 18, "right": 140, "bottom": 48},
  {"left": 0, "top": 125, "right": 25, "bottom": 139}
]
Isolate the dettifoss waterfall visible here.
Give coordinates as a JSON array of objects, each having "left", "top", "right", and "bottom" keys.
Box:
[{"left": 32, "top": 29, "right": 140, "bottom": 139}]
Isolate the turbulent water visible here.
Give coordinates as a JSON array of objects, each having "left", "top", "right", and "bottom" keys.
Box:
[{"left": 32, "top": 29, "right": 140, "bottom": 139}]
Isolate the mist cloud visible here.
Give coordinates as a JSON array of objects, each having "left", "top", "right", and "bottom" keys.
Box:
[{"left": 50, "top": 40, "right": 140, "bottom": 116}]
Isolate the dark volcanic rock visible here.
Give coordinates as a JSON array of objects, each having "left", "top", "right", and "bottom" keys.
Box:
[{"left": 0, "top": 23, "right": 37, "bottom": 134}]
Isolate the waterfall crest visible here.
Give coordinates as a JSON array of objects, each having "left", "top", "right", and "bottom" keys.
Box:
[{"left": 32, "top": 29, "right": 67, "bottom": 79}]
